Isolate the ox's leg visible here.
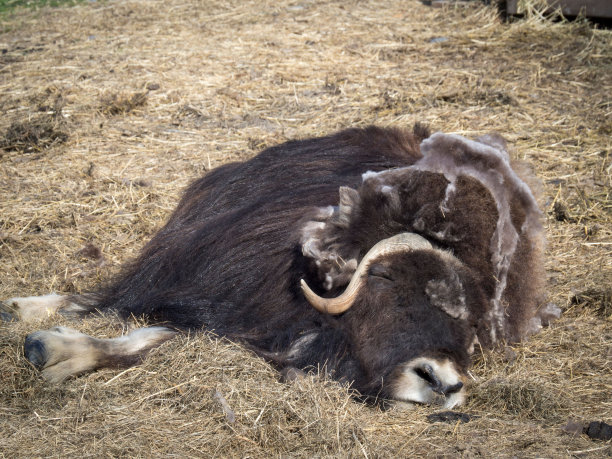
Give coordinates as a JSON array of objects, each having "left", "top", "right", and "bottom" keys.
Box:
[
  {"left": 24, "top": 326, "right": 177, "bottom": 383},
  {"left": 0, "top": 293, "right": 96, "bottom": 322}
]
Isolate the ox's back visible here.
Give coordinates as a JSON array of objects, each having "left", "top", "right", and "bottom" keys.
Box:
[{"left": 93, "top": 126, "right": 427, "bottom": 336}]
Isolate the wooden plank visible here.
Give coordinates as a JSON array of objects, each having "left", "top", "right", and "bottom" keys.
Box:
[
  {"left": 506, "top": 0, "right": 519, "bottom": 15},
  {"left": 548, "top": 0, "right": 612, "bottom": 18},
  {"left": 505, "top": 0, "right": 612, "bottom": 19}
]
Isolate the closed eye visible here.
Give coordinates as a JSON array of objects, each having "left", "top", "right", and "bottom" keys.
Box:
[{"left": 368, "top": 264, "right": 394, "bottom": 282}]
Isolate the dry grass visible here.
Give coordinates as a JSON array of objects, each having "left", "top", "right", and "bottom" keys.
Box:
[{"left": 0, "top": 0, "right": 610, "bottom": 457}]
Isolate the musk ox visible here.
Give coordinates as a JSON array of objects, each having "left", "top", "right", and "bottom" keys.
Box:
[{"left": 1, "top": 125, "right": 559, "bottom": 408}]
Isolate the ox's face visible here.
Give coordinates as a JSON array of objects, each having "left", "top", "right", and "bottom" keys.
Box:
[
  {"left": 307, "top": 245, "right": 483, "bottom": 407},
  {"left": 345, "top": 249, "right": 483, "bottom": 408},
  {"left": 301, "top": 236, "right": 484, "bottom": 408}
]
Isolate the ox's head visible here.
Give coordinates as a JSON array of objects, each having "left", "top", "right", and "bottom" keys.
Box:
[
  {"left": 301, "top": 232, "right": 478, "bottom": 407},
  {"left": 299, "top": 132, "right": 547, "bottom": 407}
]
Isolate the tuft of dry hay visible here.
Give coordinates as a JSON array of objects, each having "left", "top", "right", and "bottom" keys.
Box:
[
  {"left": 0, "top": 114, "right": 68, "bottom": 153},
  {"left": 0, "top": 85, "right": 68, "bottom": 154},
  {"left": 0, "top": 0, "right": 610, "bottom": 457},
  {"left": 469, "top": 377, "right": 562, "bottom": 422},
  {"left": 571, "top": 288, "right": 612, "bottom": 319},
  {"left": 100, "top": 91, "right": 148, "bottom": 116}
]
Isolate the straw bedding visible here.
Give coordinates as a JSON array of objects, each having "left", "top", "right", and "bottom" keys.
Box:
[{"left": 0, "top": 0, "right": 610, "bottom": 456}]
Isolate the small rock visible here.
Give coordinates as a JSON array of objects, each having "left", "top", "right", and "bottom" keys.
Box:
[
  {"left": 132, "top": 178, "right": 152, "bottom": 187},
  {"left": 280, "top": 366, "right": 307, "bottom": 383},
  {"left": 561, "top": 419, "right": 583, "bottom": 436},
  {"left": 120, "top": 178, "right": 151, "bottom": 187},
  {"left": 76, "top": 243, "right": 103, "bottom": 261}
]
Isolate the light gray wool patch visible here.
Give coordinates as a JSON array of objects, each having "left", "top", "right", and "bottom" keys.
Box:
[{"left": 417, "top": 133, "right": 542, "bottom": 343}]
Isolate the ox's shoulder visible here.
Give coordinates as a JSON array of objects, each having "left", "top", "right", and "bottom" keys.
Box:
[{"left": 334, "top": 124, "right": 430, "bottom": 161}]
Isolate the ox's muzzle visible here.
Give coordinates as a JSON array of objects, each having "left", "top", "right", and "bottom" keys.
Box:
[{"left": 391, "top": 357, "right": 466, "bottom": 408}]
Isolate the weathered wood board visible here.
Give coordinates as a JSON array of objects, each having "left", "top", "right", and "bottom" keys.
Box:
[{"left": 506, "top": 0, "right": 612, "bottom": 18}]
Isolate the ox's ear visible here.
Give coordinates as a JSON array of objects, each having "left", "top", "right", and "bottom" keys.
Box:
[
  {"left": 425, "top": 275, "right": 468, "bottom": 320},
  {"left": 300, "top": 187, "right": 361, "bottom": 291},
  {"left": 424, "top": 253, "right": 469, "bottom": 321}
]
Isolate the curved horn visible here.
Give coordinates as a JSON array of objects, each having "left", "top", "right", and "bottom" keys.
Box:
[{"left": 301, "top": 232, "right": 432, "bottom": 315}]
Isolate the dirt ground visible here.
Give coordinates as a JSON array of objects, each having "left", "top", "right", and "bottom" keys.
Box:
[{"left": 0, "top": 0, "right": 610, "bottom": 457}]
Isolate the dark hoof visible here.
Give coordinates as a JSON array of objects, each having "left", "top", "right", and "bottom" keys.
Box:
[
  {"left": 24, "top": 334, "right": 48, "bottom": 369},
  {"left": 1, "top": 311, "right": 16, "bottom": 322},
  {"left": 0, "top": 302, "right": 17, "bottom": 322},
  {"left": 427, "top": 410, "right": 475, "bottom": 424}
]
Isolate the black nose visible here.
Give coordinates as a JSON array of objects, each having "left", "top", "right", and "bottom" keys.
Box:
[
  {"left": 415, "top": 364, "right": 464, "bottom": 396},
  {"left": 443, "top": 381, "right": 464, "bottom": 395}
]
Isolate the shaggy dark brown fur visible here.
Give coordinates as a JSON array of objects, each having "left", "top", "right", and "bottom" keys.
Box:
[{"left": 10, "top": 125, "right": 553, "bottom": 402}]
